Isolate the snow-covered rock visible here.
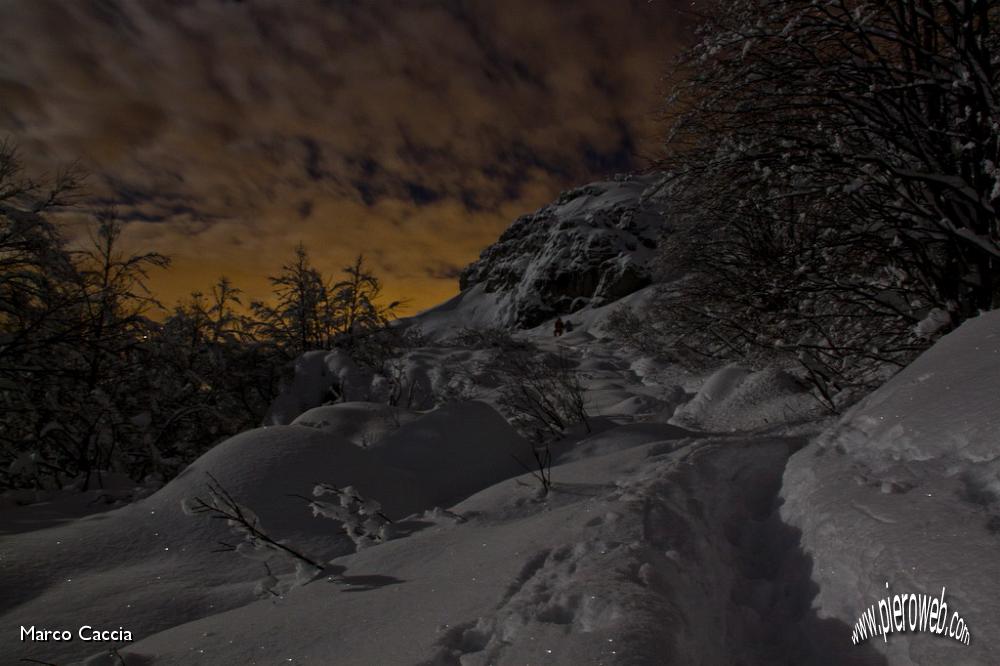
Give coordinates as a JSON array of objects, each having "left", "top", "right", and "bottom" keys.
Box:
[
  {"left": 265, "top": 349, "right": 372, "bottom": 425},
  {"left": 669, "top": 364, "right": 824, "bottom": 433},
  {"left": 454, "top": 174, "right": 668, "bottom": 328}
]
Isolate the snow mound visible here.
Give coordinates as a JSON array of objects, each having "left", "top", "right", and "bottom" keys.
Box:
[
  {"left": 670, "top": 364, "right": 821, "bottom": 432},
  {"left": 405, "top": 283, "right": 503, "bottom": 340},
  {"left": 265, "top": 349, "right": 372, "bottom": 425},
  {"left": 375, "top": 401, "right": 528, "bottom": 506},
  {"left": 0, "top": 401, "right": 532, "bottom": 665},
  {"left": 781, "top": 311, "right": 1000, "bottom": 664},
  {"left": 206, "top": 403, "right": 527, "bottom": 519},
  {"left": 603, "top": 393, "right": 668, "bottom": 417},
  {"left": 0, "top": 426, "right": 425, "bottom": 665},
  {"left": 816, "top": 311, "right": 1000, "bottom": 469},
  {"left": 163, "top": 426, "right": 430, "bottom": 522},
  {"left": 291, "top": 401, "right": 420, "bottom": 447}
]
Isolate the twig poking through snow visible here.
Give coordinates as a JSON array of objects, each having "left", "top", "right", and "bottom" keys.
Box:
[
  {"left": 511, "top": 444, "right": 553, "bottom": 497},
  {"left": 183, "top": 472, "right": 325, "bottom": 572}
]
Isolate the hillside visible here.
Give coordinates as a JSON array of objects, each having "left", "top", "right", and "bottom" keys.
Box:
[{"left": 1, "top": 183, "right": 997, "bottom": 666}]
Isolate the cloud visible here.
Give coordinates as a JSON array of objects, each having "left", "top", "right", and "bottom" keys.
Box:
[
  {"left": 0, "top": 0, "right": 688, "bottom": 311},
  {"left": 424, "top": 261, "right": 465, "bottom": 282}
]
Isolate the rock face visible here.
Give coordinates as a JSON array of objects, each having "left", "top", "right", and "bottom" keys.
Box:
[{"left": 458, "top": 173, "right": 668, "bottom": 328}]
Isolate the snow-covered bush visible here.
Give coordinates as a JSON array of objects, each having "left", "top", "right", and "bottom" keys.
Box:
[
  {"left": 308, "top": 483, "right": 392, "bottom": 551},
  {"left": 489, "top": 348, "right": 589, "bottom": 442},
  {"left": 382, "top": 357, "right": 422, "bottom": 409},
  {"left": 642, "top": 0, "right": 1000, "bottom": 407},
  {"left": 604, "top": 302, "right": 677, "bottom": 362}
]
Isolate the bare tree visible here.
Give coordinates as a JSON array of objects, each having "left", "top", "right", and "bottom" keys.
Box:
[
  {"left": 0, "top": 140, "right": 83, "bottom": 369},
  {"left": 327, "top": 254, "right": 405, "bottom": 369},
  {"left": 648, "top": 0, "right": 1000, "bottom": 406},
  {"left": 251, "top": 243, "right": 329, "bottom": 354},
  {"left": 60, "top": 210, "right": 169, "bottom": 488},
  {"left": 491, "top": 348, "right": 590, "bottom": 442},
  {"left": 207, "top": 276, "right": 246, "bottom": 343}
]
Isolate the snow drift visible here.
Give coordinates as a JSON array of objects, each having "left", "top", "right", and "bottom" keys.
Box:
[
  {"left": 781, "top": 310, "right": 1000, "bottom": 664},
  {"left": 1, "top": 400, "right": 527, "bottom": 665}
]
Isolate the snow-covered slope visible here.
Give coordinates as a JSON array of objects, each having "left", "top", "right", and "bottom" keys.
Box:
[
  {"left": 415, "top": 174, "right": 668, "bottom": 333},
  {"left": 3, "top": 229, "right": 996, "bottom": 665},
  {"left": 0, "top": 401, "right": 528, "bottom": 665},
  {"left": 781, "top": 310, "right": 1000, "bottom": 664},
  {"left": 0, "top": 292, "right": 822, "bottom": 666},
  {"left": 87, "top": 434, "right": 809, "bottom": 666},
  {"left": 0, "top": 425, "right": 430, "bottom": 665}
]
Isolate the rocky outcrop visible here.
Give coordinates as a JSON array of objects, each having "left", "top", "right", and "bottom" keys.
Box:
[{"left": 457, "top": 173, "right": 668, "bottom": 328}]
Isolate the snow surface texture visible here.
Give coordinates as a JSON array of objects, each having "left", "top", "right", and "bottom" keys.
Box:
[
  {"left": 432, "top": 174, "right": 668, "bottom": 330},
  {"left": 0, "top": 289, "right": 831, "bottom": 665},
  {"left": 4, "top": 261, "right": 996, "bottom": 664},
  {"left": 781, "top": 310, "right": 1000, "bottom": 665},
  {"left": 291, "top": 402, "right": 421, "bottom": 447}
]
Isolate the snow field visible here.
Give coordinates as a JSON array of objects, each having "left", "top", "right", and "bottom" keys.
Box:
[{"left": 4, "top": 293, "right": 995, "bottom": 665}]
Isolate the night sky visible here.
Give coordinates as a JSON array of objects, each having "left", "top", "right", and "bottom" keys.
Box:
[{"left": 0, "top": 0, "right": 688, "bottom": 312}]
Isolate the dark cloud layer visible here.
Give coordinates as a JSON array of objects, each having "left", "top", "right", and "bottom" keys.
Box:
[{"left": 0, "top": 0, "right": 687, "bottom": 310}]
